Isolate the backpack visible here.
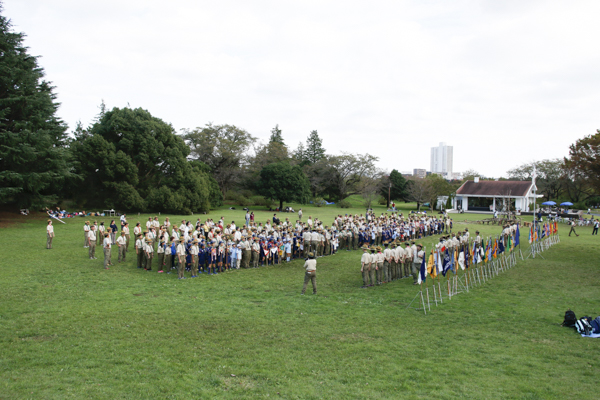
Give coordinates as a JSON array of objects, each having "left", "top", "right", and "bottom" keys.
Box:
[
  {"left": 575, "top": 317, "right": 594, "bottom": 335},
  {"left": 562, "top": 309, "right": 577, "bottom": 327},
  {"left": 590, "top": 317, "right": 600, "bottom": 334}
]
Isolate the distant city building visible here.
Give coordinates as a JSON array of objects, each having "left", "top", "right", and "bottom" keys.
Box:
[
  {"left": 401, "top": 171, "right": 413, "bottom": 177},
  {"left": 430, "top": 142, "right": 453, "bottom": 176},
  {"left": 413, "top": 168, "right": 427, "bottom": 179}
]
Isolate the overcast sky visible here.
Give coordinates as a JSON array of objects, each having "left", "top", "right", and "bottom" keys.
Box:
[{"left": 5, "top": 0, "right": 600, "bottom": 178}]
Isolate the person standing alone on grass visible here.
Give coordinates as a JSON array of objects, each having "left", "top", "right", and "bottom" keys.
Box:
[
  {"left": 46, "top": 220, "right": 54, "bottom": 249},
  {"left": 301, "top": 252, "right": 317, "bottom": 295},
  {"left": 592, "top": 219, "right": 599, "bottom": 235}
]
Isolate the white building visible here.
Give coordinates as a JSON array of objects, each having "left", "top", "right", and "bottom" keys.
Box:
[
  {"left": 452, "top": 178, "right": 542, "bottom": 212},
  {"left": 430, "top": 142, "right": 453, "bottom": 176}
]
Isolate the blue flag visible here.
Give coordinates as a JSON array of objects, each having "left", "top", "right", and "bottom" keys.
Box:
[
  {"left": 515, "top": 225, "right": 520, "bottom": 246},
  {"left": 498, "top": 238, "right": 505, "bottom": 254},
  {"left": 417, "top": 256, "right": 427, "bottom": 284},
  {"left": 442, "top": 250, "right": 452, "bottom": 277}
]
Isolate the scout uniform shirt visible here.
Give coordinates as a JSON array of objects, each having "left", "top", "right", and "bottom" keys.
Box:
[
  {"left": 304, "top": 258, "right": 317, "bottom": 272},
  {"left": 361, "top": 251, "right": 371, "bottom": 267}
]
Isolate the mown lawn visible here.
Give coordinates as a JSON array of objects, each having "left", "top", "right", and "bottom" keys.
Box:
[{"left": 1, "top": 204, "right": 599, "bottom": 399}]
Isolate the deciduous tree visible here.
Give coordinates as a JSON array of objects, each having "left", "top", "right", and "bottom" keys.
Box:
[
  {"left": 565, "top": 130, "right": 600, "bottom": 194},
  {"left": 256, "top": 162, "right": 310, "bottom": 210},
  {"left": 183, "top": 123, "right": 255, "bottom": 194}
]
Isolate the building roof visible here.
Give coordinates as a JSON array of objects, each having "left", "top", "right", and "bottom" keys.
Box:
[{"left": 456, "top": 180, "right": 533, "bottom": 197}]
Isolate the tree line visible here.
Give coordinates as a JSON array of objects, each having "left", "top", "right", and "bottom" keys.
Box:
[{"left": 1, "top": 7, "right": 599, "bottom": 213}]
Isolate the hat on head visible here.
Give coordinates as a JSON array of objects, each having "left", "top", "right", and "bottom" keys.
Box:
[
  {"left": 417, "top": 243, "right": 423, "bottom": 248},
  {"left": 308, "top": 252, "right": 315, "bottom": 259}
]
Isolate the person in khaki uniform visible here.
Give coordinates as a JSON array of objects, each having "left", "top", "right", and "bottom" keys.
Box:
[
  {"left": 403, "top": 242, "right": 412, "bottom": 278},
  {"left": 103, "top": 232, "right": 112, "bottom": 269},
  {"left": 412, "top": 243, "right": 424, "bottom": 285},
  {"left": 145, "top": 239, "right": 154, "bottom": 271},
  {"left": 189, "top": 239, "right": 199, "bottom": 277},
  {"left": 302, "top": 228, "right": 310, "bottom": 258},
  {"left": 301, "top": 252, "right": 317, "bottom": 295},
  {"left": 116, "top": 231, "right": 127, "bottom": 263},
  {"left": 383, "top": 243, "right": 393, "bottom": 282},
  {"left": 123, "top": 223, "right": 130, "bottom": 252},
  {"left": 46, "top": 220, "right": 54, "bottom": 249},
  {"left": 97, "top": 222, "right": 105, "bottom": 246},
  {"left": 84, "top": 221, "right": 90, "bottom": 248},
  {"left": 368, "top": 247, "right": 377, "bottom": 286},
  {"left": 176, "top": 240, "right": 187, "bottom": 279},
  {"left": 360, "top": 245, "right": 371, "bottom": 288},
  {"left": 375, "top": 246, "right": 385, "bottom": 285},
  {"left": 395, "top": 242, "right": 405, "bottom": 279},
  {"left": 88, "top": 225, "right": 97, "bottom": 259},
  {"left": 135, "top": 234, "right": 145, "bottom": 268},
  {"left": 157, "top": 239, "right": 165, "bottom": 273},
  {"left": 251, "top": 237, "right": 260, "bottom": 268},
  {"left": 242, "top": 237, "right": 251, "bottom": 269}
]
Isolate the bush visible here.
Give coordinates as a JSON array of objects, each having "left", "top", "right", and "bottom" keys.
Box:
[
  {"left": 337, "top": 200, "right": 352, "bottom": 209},
  {"left": 378, "top": 196, "right": 387, "bottom": 206},
  {"left": 263, "top": 197, "right": 274, "bottom": 209},
  {"left": 313, "top": 197, "right": 327, "bottom": 207},
  {"left": 250, "top": 195, "right": 266, "bottom": 206},
  {"left": 224, "top": 190, "right": 250, "bottom": 207}
]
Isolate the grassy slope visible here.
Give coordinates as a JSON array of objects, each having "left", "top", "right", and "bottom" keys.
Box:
[{"left": 1, "top": 203, "right": 599, "bottom": 399}]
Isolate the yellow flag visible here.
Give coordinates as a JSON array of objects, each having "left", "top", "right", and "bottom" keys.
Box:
[{"left": 428, "top": 252, "right": 436, "bottom": 278}]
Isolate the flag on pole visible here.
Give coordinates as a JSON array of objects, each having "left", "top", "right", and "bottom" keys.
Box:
[
  {"left": 498, "top": 238, "right": 505, "bottom": 254},
  {"left": 428, "top": 252, "right": 436, "bottom": 278},
  {"left": 442, "top": 250, "right": 452, "bottom": 276},
  {"left": 458, "top": 250, "right": 465, "bottom": 270},
  {"left": 436, "top": 250, "right": 443, "bottom": 276},
  {"left": 465, "top": 243, "right": 470, "bottom": 269},
  {"left": 515, "top": 225, "right": 520, "bottom": 246},
  {"left": 417, "top": 254, "right": 427, "bottom": 284}
]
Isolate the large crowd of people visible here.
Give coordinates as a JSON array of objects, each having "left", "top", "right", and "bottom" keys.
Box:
[{"left": 71, "top": 210, "right": 459, "bottom": 283}]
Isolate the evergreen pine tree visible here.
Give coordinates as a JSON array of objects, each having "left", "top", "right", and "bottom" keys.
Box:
[
  {"left": 0, "top": 6, "right": 74, "bottom": 208},
  {"left": 269, "top": 124, "right": 285, "bottom": 145},
  {"left": 305, "top": 130, "right": 325, "bottom": 164}
]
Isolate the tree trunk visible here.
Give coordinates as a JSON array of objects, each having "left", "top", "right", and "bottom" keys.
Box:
[{"left": 279, "top": 199, "right": 283, "bottom": 211}]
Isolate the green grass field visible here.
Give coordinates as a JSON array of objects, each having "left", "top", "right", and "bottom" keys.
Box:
[{"left": 1, "top": 202, "right": 599, "bottom": 399}]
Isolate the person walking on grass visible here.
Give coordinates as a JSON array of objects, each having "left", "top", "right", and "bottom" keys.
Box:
[
  {"left": 568, "top": 219, "right": 579, "bottom": 237},
  {"left": 301, "top": 252, "right": 317, "bottom": 295},
  {"left": 46, "top": 220, "right": 54, "bottom": 249}
]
